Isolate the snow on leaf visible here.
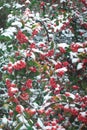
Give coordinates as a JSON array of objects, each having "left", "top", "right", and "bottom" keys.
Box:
[
  {"left": 43, "top": 91, "right": 52, "bottom": 104},
  {"left": 65, "top": 92, "right": 75, "bottom": 99},
  {"left": 72, "top": 58, "right": 79, "bottom": 63},
  {"left": 2, "top": 116, "right": 8, "bottom": 125},
  {"left": 32, "top": 48, "right": 44, "bottom": 55},
  {"left": 60, "top": 0, "right": 66, "bottom": 3},
  {"left": 31, "top": 52, "right": 36, "bottom": 60},
  {"left": 2, "top": 27, "right": 17, "bottom": 39},
  {"left": 20, "top": 124, "right": 28, "bottom": 130},
  {"left": 58, "top": 43, "right": 69, "bottom": 48},
  {"left": 15, "top": 123, "right": 23, "bottom": 130},
  {"left": 78, "top": 48, "right": 84, "bottom": 53},
  {"left": 14, "top": 3, "right": 24, "bottom": 9},
  {"left": 77, "top": 63, "right": 83, "bottom": 70},
  {"left": 80, "top": 112, "right": 86, "bottom": 117},
  {"left": 37, "top": 118, "right": 45, "bottom": 129},
  {"left": 12, "top": 21, "right": 22, "bottom": 28},
  {"left": 55, "top": 67, "right": 67, "bottom": 73},
  {"left": 17, "top": 114, "right": 28, "bottom": 124}
]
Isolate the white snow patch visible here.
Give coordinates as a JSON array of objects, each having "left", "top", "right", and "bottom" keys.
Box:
[
  {"left": 78, "top": 48, "right": 84, "bottom": 53},
  {"left": 55, "top": 67, "right": 67, "bottom": 73},
  {"left": 20, "top": 124, "right": 27, "bottom": 130},
  {"left": 12, "top": 21, "right": 22, "bottom": 28},
  {"left": 10, "top": 87, "right": 18, "bottom": 92},
  {"left": 17, "top": 114, "right": 28, "bottom": 124},
  {"left": 43, "top": 91, "right": 52, "bottom": 104},
  {"left": 72, "top": 58, "right": 79, "bottom": 63},
  {"left": 15, "top": 3, "right": 24, "bottom": 9},
  {"left": 80, "top": 112, "right": 86, "bottom": 117},
  {"left": 65, "top": 92, "right": 75, "bottom": 99},
  {"left": 37, "top": 118, "right": 45, "bottom": 129},
  {"left": 60, "top": 0, "right": 66, "bottom": 3},
  {"left": 2, "top": 116, "right": 8, "bottom": 125},
  {"left": 77, "top": 63, "right": 83, "bottom": 70},
  {"left": 2, "top": 27, "right": 17, "bottom": 38},
  {"left": 58, "top": 43, "right": 69, "bottom": 48},
  {"left": 85, "top": 47, "right": 87, "bottom": 52}
]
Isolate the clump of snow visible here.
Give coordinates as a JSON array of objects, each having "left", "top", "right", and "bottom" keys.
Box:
[
  {"left": 77, "top": 63, "right": 83, "bottom": 70},
  {"left": 72, "top": 58, "right": 79, "bottom": 63},
  {"left": 12, "top": 21, "right": 22, "bottom": 28},
  {"left": 80, "top": 112, "right": 86, "bottom": 117},
  {"left": 2, "top": 116, "right": 8, "bottom": 125},
  {"left": 65, "top": 92, "right": 75, "bottom": 99},
  {"left": 20, "top": 124, "right": 27, "bottom": 130},
  {"left": 2, "top": 27, "right": 17, "bottom": 39},
  {"left": 17, "top": 114, "right": 28, "bottom": 124},
  {"left": 14, "top": 3, "right": 24, "bottom": 9},
  {"left": 55, "top": 67, "right": 67, "bottom": 73},
  {"left": 78, "top": 48, "right": 84, "bottom": 53},
  {"left": 60, "top": 0, "right": 66, "bottom": 3},
  {"left": 37, "top": 118, "right": 45, "bottom": 129},
  {"left": 70, "top": 52, "right": 79, "bottom": 63},
  {"left": 58, "top": 43, "right": 69, "bottom": 48}
]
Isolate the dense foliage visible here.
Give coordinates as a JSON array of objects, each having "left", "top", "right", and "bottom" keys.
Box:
[{"left": 0, "top": 0, "right": 87, "bottom": 130}]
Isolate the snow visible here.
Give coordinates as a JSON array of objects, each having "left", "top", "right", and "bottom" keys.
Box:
[
  {"left": 10, "top": 87, "right": 18, "bottom": 92},
  {"left": 83, "top": 32, "right": 87, "bottom": 38},
  {"left": 2, "top": 27, "right": 17, "bottom": 38},
  {"left": 60, "top": 0, "right": 66, "bottom": 3},
  {"left": 65, "top": 92, "right": 75, "bottom": 99},
  {"left": 17, "top": 114, "right": 28, "bottom": 124},
  {"left": 80, "top": 112, "right": 86, "bottom": 117},
  {"left": 12, "top": 21, "right": 22, "bottom": 28},
  {"left": 20, "top": 125, "right": 27, "bottom": 130},
  {"left": 1, "top": 1, "right": 87, "bottom": 130},
  {"left": 32, "top": 102, "right": 39, "bottom": 109},
  {"left": 2, "top": 116, "right": 8, "bottom": 125},
  {"left": 78, "top": 48, "right": 84, "bottom": 53},
  {"left": 57, "top": 126, "right": 65, "bottom": 130},
  {"left": 30, "top": 52, "right": 36, "bottom": 60},
  {"left": 77, "top": 63, "right": 83, "bottom": 70},
  {"left": 64, "top": 104, "right": 69, "bottom": 109},
  {"left": 85, "top": 47, "right": 87, "bottom": 52},
  {"left": 14, "top": 3, "right": 24, "bottom": 9},
  {"left": 4, "top": 3, "right": 10, "bottom": 8},
  {"left": 7, "top": 14, "right": 16, "bottom": 22},
  {"left": 72, "top": 58, "right": 79, "bottom": 63},
  {"left": 58, "top": 43, "right": 69, "bottom": 48},
  {"left": 0, "top": 43, "right": 6, "bottom": 51},
  {"left": 70, "top": 104, "right": 75, "bottom": 107},
  {"left": 43, "top": 91, "right": 52, "bottom": 104},
  {"left": 37, "top": 118, "right": 45, "bottom": 129},
  {"left": 32, "top": 49, "right": 43, "bottom": 54},
  {"left": 69, "top": 93, "right": 75, "bottom": 99},
  {"left": 55, "top": 67, "right": 67, "bottom": 73},
  {"left": 70, "top": 52, "right": 79, "bottom": 63}
]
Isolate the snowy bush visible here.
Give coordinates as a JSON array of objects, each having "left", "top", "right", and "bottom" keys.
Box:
[{"left": 0, "top": 0, "right": 87, "bottom": 130}]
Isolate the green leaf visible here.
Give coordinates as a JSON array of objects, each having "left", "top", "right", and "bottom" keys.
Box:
[
  {"left": 21, "top": 43, "right": 27, "bottom": 50},
  {"left": 68, "top": 97, "right": 74, "bottom": 102},
  {"left": 28, "top": 71, "right": 40, "bottom": 79},
  {"left": 50, "top": 41, "right": 54, "bottom": 49},
  {"left": 27, "top": 60, "right": 39, "bottom": 68},
  {"left": 9, "top": 57, "right": 15, "bottom": 63},
  {"left": 15, "top": 123, "right": 23, "bottom": 130},
  {"left": 26, "top": 126, "right": 34, "bottom": 130},
  {"left": 13, "top": 45, "right": 18, "bottom": 51},
  {"left": 61, "top": 95, "right": 67, "bottom": 102},
  {"left": 0, "top": 35, "right": 11, "bottom": 42}
]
